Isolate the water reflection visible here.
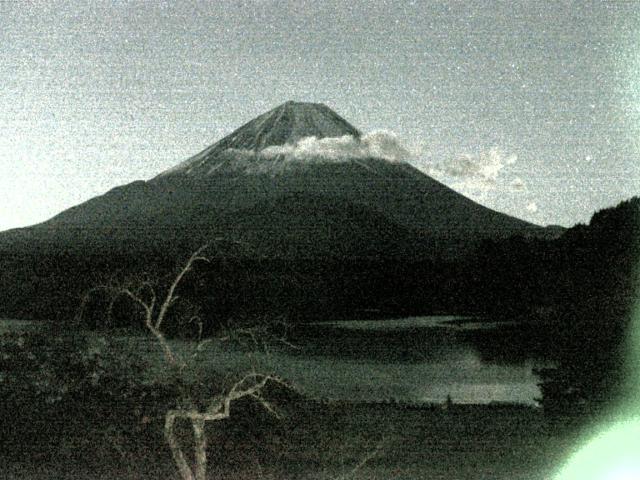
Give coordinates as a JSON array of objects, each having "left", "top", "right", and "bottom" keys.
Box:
[
  {"left": 0, "top": 316, "right": 551, "bottom": 405},
  {"left": 278, "top": 316, "right": 551, "bottom": 405}
]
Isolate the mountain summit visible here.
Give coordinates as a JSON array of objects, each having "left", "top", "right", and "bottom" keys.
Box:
[
  {"left": 222, "top": 101, "right": 361, "bottom": 149},
  {"left": 163, "top": 101, "right": 361, "bottom": 177}
]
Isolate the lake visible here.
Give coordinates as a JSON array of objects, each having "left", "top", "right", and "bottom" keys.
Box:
[{"left": 0, "top": 316, "right": 550, "bottom": 406}]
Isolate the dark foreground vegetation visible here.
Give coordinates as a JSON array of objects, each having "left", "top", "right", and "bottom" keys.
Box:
[
  {"left": 0, "top": 326, "right": 581, "bottom": 480},
  {"left": 0, "top": 197, "right": 638, "bottom": 478},
  {"left": 0, "top": 199, "right": 636, "bottom": 325},
  {"left": 0, "top": 199, "right": 635, "bottom": 325}
]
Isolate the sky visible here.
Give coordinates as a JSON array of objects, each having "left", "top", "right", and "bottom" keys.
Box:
[{"left": 1, "top": 0, "right": 639, "bottom": 231}]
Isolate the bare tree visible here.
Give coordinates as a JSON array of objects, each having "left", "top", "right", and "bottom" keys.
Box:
[{"left": 80, "top": 245, "right": 289, "bottom": 480}]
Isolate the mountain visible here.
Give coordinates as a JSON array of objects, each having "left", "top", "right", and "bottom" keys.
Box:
[
  {"left": 0, "top": 101, "right": 552, "bottom": 258},
  {"left": 0, "top": 101, "right": 562, "bottom": 321}
]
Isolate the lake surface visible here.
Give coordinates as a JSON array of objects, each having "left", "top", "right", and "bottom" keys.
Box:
[
  {"left": 283, "top": 316, "right": 548, "bottom": 405},
  {"left": 0, "top": 316, "right": 549, "bottom": 405}
]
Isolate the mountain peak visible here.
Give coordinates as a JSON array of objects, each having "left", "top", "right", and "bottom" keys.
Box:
[
  {"left": 216, "top": 101, "right": 361, "bottom": 151},
  {"left": 158, "top": 102, "right": 361, "bottom": 177}
]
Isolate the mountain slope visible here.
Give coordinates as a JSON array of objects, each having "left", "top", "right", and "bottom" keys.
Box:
[{"left": 0, "top": 101, "right": 550, "bottom": 259}]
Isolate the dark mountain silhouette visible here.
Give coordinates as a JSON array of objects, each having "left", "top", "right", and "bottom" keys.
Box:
[{"left": 0, "top": 101, "right": 553, "bottom": 259}]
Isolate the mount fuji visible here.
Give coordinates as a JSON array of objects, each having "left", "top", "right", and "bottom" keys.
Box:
[{"left": 0, "top": 101, "right": 551, "bottom": 260}]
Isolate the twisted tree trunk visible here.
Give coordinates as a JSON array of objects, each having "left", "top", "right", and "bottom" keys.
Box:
[
  {"left": 166, "top": 411, "right": 198, "bottom": 480},
  {"left": 164, "top": 406, "right": 230, "bottom": 480}
]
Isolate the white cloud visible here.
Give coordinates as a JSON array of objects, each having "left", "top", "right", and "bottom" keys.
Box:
[
  {"left": 260, "top": 131, "right": 412, "bottom": 163},
  {"left": 422, "top": 147, "right": 522, "bottom": 197},
  {"left": 510, "top": 177, "right": 526, "bottom": 190},
  {"left": 227, "top": 138, "right": 534, "bottom": 220},
  {"left": 439, "top": 147, "right": 517, "bottom": 185}
]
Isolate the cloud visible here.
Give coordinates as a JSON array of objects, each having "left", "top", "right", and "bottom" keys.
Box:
[
  {"left": 229, "top": 138, "right": 530, "bottom": 211},
  {"left": 510, "top": 177, "right": 526, "bottom": 190},
  {"left": 422, "top": 147, "right": 522, "bottom": 197},
  {"left": 260, "top": 131, "right": 412, "bottom": 163},
  {"left": 261, "top": 138, "right": 522, "bottom": 198},
  {"left": 438, "top": 147, "right": 517, "bottom": 185},
  {"left": 410, "top": 145, "right": 541, "bottom": 224}
]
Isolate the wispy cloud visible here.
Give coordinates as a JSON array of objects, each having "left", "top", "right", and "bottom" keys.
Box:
[
  {"left": 419, "top": 146, "right": 544, "bottom": 223},
  {"left": 260, "top": 131, "right": 412, "bottom": 162},
  {"left": 426, "top": 147, "right": 518, "bottom": 191},
  {"left": 236, "top": 135, "right": 545, "bottom": 224}
]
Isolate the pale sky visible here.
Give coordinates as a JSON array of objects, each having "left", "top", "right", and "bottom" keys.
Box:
[{"left": 1, "top": 0, "right": 639, "bottom": 231}]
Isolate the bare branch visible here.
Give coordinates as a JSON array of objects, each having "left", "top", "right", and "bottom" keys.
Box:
[
  {"left": 334, "top": 438, "right": 385, "bottom": 480},
  {"left": 74, "top": 284, "right": 117, "bottom": 326},
  {"left": 192, "top": 417, "right": 207, "bottom": 480},
  {"left": 250, "top": 392, "right": 281, "bottom": 419},
  {"left": 155, "top": 243, "right": 210, "bottom": 331},
  {"left": 189, "top": 338, "right": 213, "bottom": 362},
  {"left": 271, "top": 316, "right": 302, "bottom": 350}
]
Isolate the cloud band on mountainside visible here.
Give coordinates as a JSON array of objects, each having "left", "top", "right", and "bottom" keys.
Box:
[
  {"left": 421, "top": 146, "right": 543, "bottom": 221},
  {"left": 230, "top": 134, "right": 542, "bottom": 222},
  {"left": 259, "top": 131, "right": 412, "bottom": 162}
]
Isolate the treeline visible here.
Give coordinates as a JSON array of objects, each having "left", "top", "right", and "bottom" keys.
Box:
[
  {"left": 0, "top": 199, "right": 637, "bottom": 329},
  {"left": 472, "top": 196, "right": 638, "bottom": 414},
  {"left": 458, "top": 197, "right": 639, "bottom": 414},
  {"left": 532, "top": 197, "right": 639, "bottom": 414}
]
